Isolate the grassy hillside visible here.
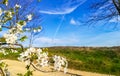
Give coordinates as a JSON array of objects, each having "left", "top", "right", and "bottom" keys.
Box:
[
  {"left": 0, "top": 46, "right": 120, "bottom": 75},
  {"left": 48, "top": 46, "right": 120, "bottom": 75}
]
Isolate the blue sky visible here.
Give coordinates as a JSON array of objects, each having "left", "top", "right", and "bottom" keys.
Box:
[
  {"left": 32, "top": 0, "right": 120, "bottom": 47},
  {"left": 1, "top": 0, "right": 120, "bottom": 47}
]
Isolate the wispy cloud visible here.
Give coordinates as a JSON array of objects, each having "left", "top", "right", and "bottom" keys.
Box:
[
  {"left": 82, "top": 30, "right": 120, "bottom": 46},
  {"left": 39, "top": 6, "right": 79, "bottom": 15},
  {"left": 70, "top": 18, "right": 80, "bottom": 25},
  {"left": 33, "top": 37, "right": 79, "bottom": 47},
  {"left": 39, "top": 0, "right": 86, "bottom": 15}
]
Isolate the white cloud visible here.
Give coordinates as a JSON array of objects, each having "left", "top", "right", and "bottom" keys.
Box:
[
  {"left": 39, "top": 0, "right": 86, "bottom": 15},
  {"left": 33, "top": 37, "right": 79, "bottom": 47},
  {"left": 83, "top": 30, "right": 120, "bottom": 46},
  {"left": 39, "top": 6, "right": 79, "bottom": 15},
  {"left": 70, "top": 18, "right": 80, "bottom": 25}
]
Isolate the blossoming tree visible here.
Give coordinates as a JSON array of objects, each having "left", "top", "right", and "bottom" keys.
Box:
[{"left": 0, "top": 0, "right": 68, "bottom": 76}]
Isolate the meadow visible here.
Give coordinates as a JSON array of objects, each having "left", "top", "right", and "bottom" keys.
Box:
[{"left": 0, "top": 46, "right": 120, "bottom": 76}]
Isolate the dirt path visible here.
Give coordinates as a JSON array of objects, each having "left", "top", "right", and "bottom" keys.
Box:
[{"left": 2, "top": 60, "right": 114, "bottom": 76}]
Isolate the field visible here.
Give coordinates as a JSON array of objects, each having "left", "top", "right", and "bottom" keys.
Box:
[{"left": 0, "top": 46, "right": 120, "bottom": 76}]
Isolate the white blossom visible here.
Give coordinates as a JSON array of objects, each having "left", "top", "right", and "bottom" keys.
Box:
[
  {"left": 18, "top": 47, "right": 49, "bottom": 67},
  {"left": 40, "top": 58, "right": 48, "bottom": 67},
  {"left": 5, "top": 2, "right": 8, "bottom": 6},
  {"left": 11, "top": 49, "right": 18, "bottom": 53},
  {"left": 33, "top": 29, "right": 37, "bottom": 33},
  {"left": 53, "top": 55, "right": 68, "bottom": 73},
  {"left": 37, "top": 28, "right": 41, "bottom": 32},
  {"left": 8, "top": 27, "right": 16, "bottom": 33},
  {"left": 22, "top": 21, "right": 26, "bottom": 26},
  {"left": 27, "top": 14, "right": 32, "bottom": 21},
  {"left": 4, "top": 11, "right": 12, "bottom": 18},
  {"left": 17, "top": 23, "right": 23, "bottom": 31},
  {"left": 4, "top": 33, "right": 17, "bottom": 44},
  {"left": 0, "top": 25, "right": 1, "bottom": 28},
  {"left": 14, "top": 4, "right": 21, "bottom": 8},
  {"left": 0, "top": 49, "right": 9, "bottom": 55}
]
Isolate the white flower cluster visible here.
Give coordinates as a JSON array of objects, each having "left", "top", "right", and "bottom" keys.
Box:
[
  {"left": 0, "top": 49, "right": 8, "bottom": 55},
  {"left": 16, "top": 22, "right": 26, "bottom": 32},
  {"left": 36, "top": 52, "right": 48, "bottom": 67},
  {"left": 53, "top": 55, "right": 68, "bottom": 73},
  {"left": 14, "top": 4, "right": 21, "bottom": 9},
  {"left": 4, "top": 11, "right": 13, "bottom": 18},
  {"left": 4, "top": 22, "right": 26, "bottom": 44},
  {"left": 33, "top": 28, "right": 41, "bottom": 33},
  {"left": 0, "top": 2, "right": 68, "bottom": 74},
  {"left": 27, "top": 14, "right": 32, "bottom": 21},
  {"left": 3, "top": 4, "right": 30, "bottom": 44},
  {"left": 4, "top": 33, "right": 17, "bottom": 44},
  {"left": 18, "top": 47, "right": 49, "bottom": 67},
  {"left": 18, "top": 47, "right": 68, "bottom": 73},
  {"left": 11, "top": 49, "right": 18, "bottom": 53}
]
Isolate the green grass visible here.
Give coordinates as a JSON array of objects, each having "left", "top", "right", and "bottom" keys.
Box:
[
  {"left": 48, "top": 47, "right": 120, "bottom": 75},
  {"left": 0, "top": 47, "right": 120, "bottom": 75}
]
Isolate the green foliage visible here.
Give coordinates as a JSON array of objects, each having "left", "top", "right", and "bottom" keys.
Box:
[
  {"left": 2, "top": 0, "right": 8, "bottom": 4},
  {"left": 19, "top": 36, "right": 28, "bottom": 42},
  {"left": 17, "top": 70, "right": 33, "bottom": 76},
  {"left": 0, "top": 37, "right": 6, "bottom": 42},
  {"left": 0, "top": 61, "right": 5, "bottom": 67},
  {"left": 0, "top": 48, "right": 21, "bottom": 60},
  {"left": 24, "top": 70, "right": 33, "bottom": 76},
  {"left": 0, "top": 28, "right": 2, "bottom": 31},
  {"left": 18, "top": 20, "right": 26, "bottom": 26},
  {"left": 48, "top": 47, "right": 120, "bottom": 75},
  {"left": 1, "top": 47, "right": 120, "bottom": 75},
  {"left": 17, "top": 73, "right": 23, "bottom": 76}
]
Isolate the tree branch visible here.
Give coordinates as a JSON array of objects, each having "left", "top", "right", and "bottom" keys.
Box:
[
  {"left": 1, "top": 25, "right": 11, "bottom": 29},
  {"left": 0, "top": 67, "right": 5, "bottom": 76},
  {"left": 31, "top": 63, "right": 54, "bottom": 73},
  {"left": 112, "top": 0, "right": 120, "bottom": 15},
  {"left": 0, "top": 42, "right": 24, "bottom": 52}
]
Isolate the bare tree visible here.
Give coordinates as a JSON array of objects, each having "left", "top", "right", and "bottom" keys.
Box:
[{"left": 81, "top": 0, "right": 120, "bottom": 26}]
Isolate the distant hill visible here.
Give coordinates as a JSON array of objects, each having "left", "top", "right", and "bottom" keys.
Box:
[
  {"left": 47, "top": 46, "right": 120, "bottom": 52},
  {"left": 46, "top": 46, "right": 120, "bottom": 75}
]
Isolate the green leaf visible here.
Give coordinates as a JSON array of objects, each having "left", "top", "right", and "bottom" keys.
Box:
[
  {"left": 19, "top": 36, "right": 28, "bottom": 42},
  {"left": 0, "top": 37, "right": 6, "bottom": 42},
  {"left": 2, "top": 0, "right": 8, "bottom": 4},
  {"left": 17, "top": 73, "right": 23, "bottom": 76},
  {"left": 24, "top": 70, "right": 33, "bottom": 76},
  {"left": 0, "top": 28, "right": 2, "bottom": 31},
  {"left": 18, "top": 20, "right": 26, "bottom": 26}
]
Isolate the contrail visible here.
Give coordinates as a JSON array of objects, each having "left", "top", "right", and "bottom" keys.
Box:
[
  {"left": 52, "top": 0, "right": 85, "bottom": 45},
  {"left": 52, "top": 15, "right": 65, "bottom": 44}
]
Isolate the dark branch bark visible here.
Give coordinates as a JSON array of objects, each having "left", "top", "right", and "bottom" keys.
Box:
[
  {"left": 0, "top": 42, "right": 24, "bottom": 52},
  {"left": 1, "top": 25, "right": 11, "bottom": 29},
  {"left": 112, "top": 0, "right": 120, "bottom": 15},
  {"left": 31, "top": 63, "right": 54, "bottom": 73},
  {"left": 0, "top": 67, "right": 5, "bottom": 76}
]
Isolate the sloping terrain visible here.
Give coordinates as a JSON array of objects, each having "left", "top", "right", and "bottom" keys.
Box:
[{"left": 2, "top": 59, "right": 112, "bottom": 76}]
